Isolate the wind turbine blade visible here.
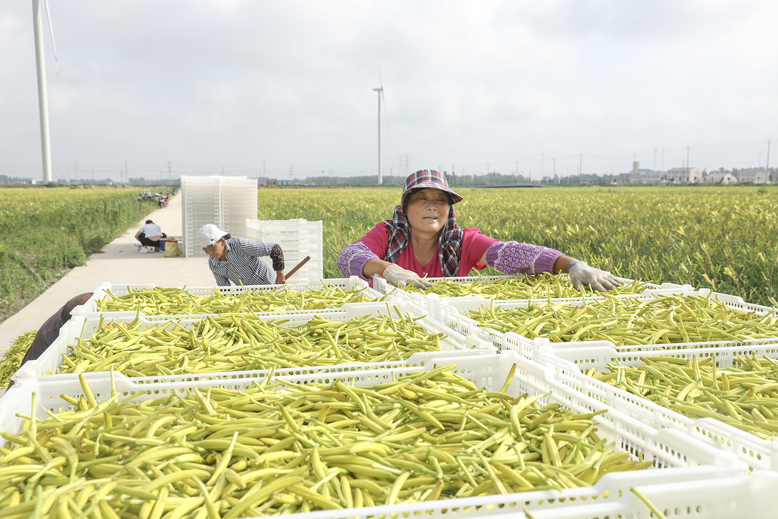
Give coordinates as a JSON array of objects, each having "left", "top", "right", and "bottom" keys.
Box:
[{"left": 43, "top": 0, "right": 59, "bottom": 78}]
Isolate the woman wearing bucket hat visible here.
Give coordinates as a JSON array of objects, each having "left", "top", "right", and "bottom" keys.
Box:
[
  {"left": 198, "top": 224, "right": 286, "bottom": 286},
  {"left": 337, "top": 169, "right": 619, "bottom": 291}
]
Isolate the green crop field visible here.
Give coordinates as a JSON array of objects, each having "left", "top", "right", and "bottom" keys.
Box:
[
  {"left": 0, "top": 188, "right": 161, "bottom": 323},
  {"left": 257, "top": 185, "right": 778, "bottom": 306}
]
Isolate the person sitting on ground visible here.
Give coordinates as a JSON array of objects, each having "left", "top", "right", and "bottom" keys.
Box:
[
  {"left": 337, "top": 169, "right": 620, "bottom": 291},
  {"left": 135, "top": 220, "right": 167, "bottom": 252},
  {"left": 7, "top": 293, "right": 94, "bottom": 389},
  {"left": 198, "top": 224, "right": 286, "bottom": 286}
]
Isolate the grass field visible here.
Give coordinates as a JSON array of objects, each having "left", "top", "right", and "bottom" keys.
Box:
[
  {"left": 0, "top": 188, "right": 160, "bottom": 323},
  {"left": 257, "top": 185, "right": 778, "bottom": 306},
  {"left": 2, "top": 184, "right": 774, "bottom": 327}
]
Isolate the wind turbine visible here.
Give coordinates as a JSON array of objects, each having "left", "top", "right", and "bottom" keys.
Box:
[
  {"left": 32, "top": 0, "right": 59, "bottom": 183},
  {"left": 373, "top": 62, "right": 388, "bottom": 185}
]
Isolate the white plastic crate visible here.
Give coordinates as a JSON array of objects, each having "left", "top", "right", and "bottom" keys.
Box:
[
  {"left": 420, "top": 288, "right": 776, "bottom": 354},
  {"left": 265, "top": 473, "right": 778, "bottom": 519},
  {"left": 372, "top": 274, "right": 695, "bottom": 310},
  {"left": 13, "top": 300, "right": 491, "bottom": 381},
  {"left": 71, "top": 277, "right": 391, "bottom": 319},
  {"left": 246, "top": 218, "right": 323, "bottom": 281},
  {"left": 498, "top": 289, "right": 777, "bottom": 356},
  {"left": 181, "top": 175, "right": 258, "bottom": 258},
  {"left": 220, "top": 176, "right": 258, "bottom": 240},
  {"left": 534, "top": 342, "right": 778, "bottom": 472},
  {"left": 181, "top": 175, "right": 223, "bottom": 258},
  {"left": 1, "top": 351, "right": 751, "bottom": 518},
  {"left": 372, "top": 473, "right": 776, "bottom": 519}
]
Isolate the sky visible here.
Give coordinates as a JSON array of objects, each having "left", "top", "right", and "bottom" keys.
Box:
[{"left": 1, "top": 0, "right": 776, "bottom": 182}]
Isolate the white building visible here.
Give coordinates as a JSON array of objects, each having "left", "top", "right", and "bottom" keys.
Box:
[
  {"left": 630, "top": 161, "right": 651, "bottom": 183},
  {"left": 630, "top": 161, "right": 666, "bottom": 184},
  {"left": 704, "top": 172, "right": 737, "bottom": 184},
  {"left": 640, "top": 171, "right": 667, "bottom": 184},
  {"left": 667, "top": 166, "right": 703, "bottom": 184},
  {"left": 736, "top": 168, "right": 769, "bottom": 184}
]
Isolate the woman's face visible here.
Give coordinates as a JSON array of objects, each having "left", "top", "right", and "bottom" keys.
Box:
[
  {"left": 405, "top": 188, "right": 450, "bottom": 236},
  {"left": 204, "top": 238, "right": 226, "bottom": 260}
]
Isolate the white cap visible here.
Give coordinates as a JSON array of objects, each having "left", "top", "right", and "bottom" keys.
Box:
[{"left": 198, "top": 224, "right": 228, "bottom": 247}]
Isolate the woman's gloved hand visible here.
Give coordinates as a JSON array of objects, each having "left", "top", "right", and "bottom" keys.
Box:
[
  {"left": 568, "top": 261, "right": 620, "bottom": 292},
  {"left": 382, "top": 264, "right": 433, "bottom": 289}
]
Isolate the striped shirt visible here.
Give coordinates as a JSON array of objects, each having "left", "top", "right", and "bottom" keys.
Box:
[{"left": 208, "top": 237, "right": 277, "bottom": 286}]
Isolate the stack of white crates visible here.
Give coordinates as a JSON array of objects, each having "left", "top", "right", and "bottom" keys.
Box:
[
  {"left": 181, "top": 175, "right": 258, "bottom": 258},
  {"left": 220, "top": 176, "right": 257, "bottom": 244},
  {"left": 245, "top": 219, "right": 323, "bottom": 281}
]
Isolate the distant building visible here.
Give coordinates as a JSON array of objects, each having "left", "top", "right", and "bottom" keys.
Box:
[
  {"left": 640, "top": 171, "right": 668, "bottom": 184},
  {"left": 630, "top": 162, "right": 653, "bottom": 183},
  {"left": 704, "top": 172, "right": 737, "bottom": 184},
  {"left": 667, "top": 167, "right": 703, "bottom": 184},
  {"left": 630, "top": 161, "right": 666, "bottom": 184},
  {"left": 736, "top": 168, "right": 769, "bottom": 184},
  {"left": 266, "top": 178, "right": 278, "bottom": 187}
]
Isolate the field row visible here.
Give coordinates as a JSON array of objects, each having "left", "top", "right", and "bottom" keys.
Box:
[
  {"left": 257, "top": 185, "right": 778, "bottom": 306},
  {"left": 0, "top": 188, "right": 164, "bottom": 323}
]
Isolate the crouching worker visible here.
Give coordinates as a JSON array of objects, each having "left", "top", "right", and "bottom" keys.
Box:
[
  {"left": 198, "top": 224, "right": 286, "bottom": 286},
  {"left": 135, "top": 220, "right": 167, "bottom": 252}
]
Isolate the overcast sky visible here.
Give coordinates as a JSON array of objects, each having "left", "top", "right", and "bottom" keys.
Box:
[{"left": 1, "top": 0, "right": 776, "bottom": 182}]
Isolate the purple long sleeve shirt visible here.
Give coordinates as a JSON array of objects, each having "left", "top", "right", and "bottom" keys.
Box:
[{"left": 338, "top": 226, "right": 562, "bottom": 279}]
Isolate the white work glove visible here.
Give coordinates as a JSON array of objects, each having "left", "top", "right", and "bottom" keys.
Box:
[
  {"left": 568, "top": 261, "right": 621, "bottom": 292},
  {"left": 382, "top": 264, "right": 433, "bottom": 289}
]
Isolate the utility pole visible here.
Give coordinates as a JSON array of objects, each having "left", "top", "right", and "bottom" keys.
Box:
[
  {"left": 553, "top": 157, "right": 556, "bottom": 180},
  {"left": 75, "top": 161, "right": 78, "bottom": 182},
  {"left": 168, "top": 161, "right": 172, "bottom": 182},
  {"left": 766, "top": 140, "right": 772, "bottom": 183},
  {"left": 579, "top": 154, "right": 582, "bottom": 185},
  {"left": 686, "top": 146, "right": 690, "bottom": 182},
  {"left": 125, "top": 160, "right": 128, "bottom": 184}
]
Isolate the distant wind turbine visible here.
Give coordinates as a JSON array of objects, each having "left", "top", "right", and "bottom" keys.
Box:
[
  {"left": 32, "top": 0, "right": 59, "bottom": 183},
  {"left": 373, "top": 62, "right": 388, "bottom": 185}
]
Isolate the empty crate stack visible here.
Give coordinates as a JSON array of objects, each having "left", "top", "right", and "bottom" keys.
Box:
[
  {"left": 245, "top": 218, "right": 323, "bottom": 281},
  {"left": 220, "top": 176, "right": 258, "bottom": 244},
  {"left": 181, "top": 175, "right": 258, "bottom": 258}
]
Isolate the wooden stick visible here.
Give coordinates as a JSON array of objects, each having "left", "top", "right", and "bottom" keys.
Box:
[{"left": 284, "top": 256, "right": 311, "bottom": 280}]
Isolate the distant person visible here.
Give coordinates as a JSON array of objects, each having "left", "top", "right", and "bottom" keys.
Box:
[
  {"left": 7, "top": 293, "right": 94, "bottom": 388},
  {"left": 198, "top": 224, "right": 286, "bottom": 286},
  {"left": 337, "top": 169, "right": 619, "bottom": 291},
  {"left": 135, "top": 220, "right": 167, "bottom": 252}
]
